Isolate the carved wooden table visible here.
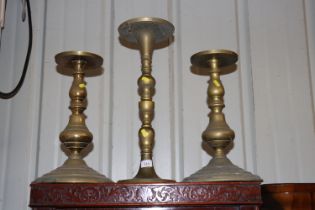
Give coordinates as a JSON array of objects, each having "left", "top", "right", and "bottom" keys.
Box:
[{"left": 30, "top": 181, "right": 262, "bottom": 209}]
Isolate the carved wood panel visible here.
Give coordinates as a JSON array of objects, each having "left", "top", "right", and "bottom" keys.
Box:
[{"left": 30, "top": 182, "right": 261, "bottom": 209}]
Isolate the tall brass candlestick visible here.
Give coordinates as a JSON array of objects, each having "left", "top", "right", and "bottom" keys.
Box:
[
  {"left": 34, "top": 51, "right": 112, "bottom": 183},
  {"left": 184, "top": 50, "right": 261, "bottom": 182},
  {"left": 118, "top": 17, "right": 174, "bottom": 183}
]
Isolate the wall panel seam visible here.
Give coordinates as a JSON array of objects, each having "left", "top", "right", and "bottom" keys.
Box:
[
  {"left": 173, "top": 0, "right": 184, "bottom": 180},
  {"left": 1, "top": 1, "right": 22, "bottom": 208},
  {"left": 56, "top": 0, "right": 67, "bottom": 167},
  {"left": 303, "top": 0, "right": 315, "bottom": 134},
  {"left": 32, "top": 0, "right": 48, "bottom": 181},
  {"left": 235, "top": 0, "right": 257, "bottom": 173},
  {"left": 107, "top": 0, "right": 115, "bottom": 179},
  {"left": 167, "top": 0, "right": 175, "bottom": 180}
]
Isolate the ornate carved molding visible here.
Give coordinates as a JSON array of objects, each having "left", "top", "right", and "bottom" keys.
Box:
[{"left": 30, "top": 182, "right": 261, "bottom": 207}]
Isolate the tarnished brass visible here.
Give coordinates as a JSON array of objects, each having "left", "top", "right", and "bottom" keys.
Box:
[
  {"left": 118, "top": 17, "right": 174, "bottom": 183},
  {"left": 184, "top": 50, "right": 262, "bottom": 182},
  {"left": 34, "top": 51, "right": 112, "bottom": 183}
]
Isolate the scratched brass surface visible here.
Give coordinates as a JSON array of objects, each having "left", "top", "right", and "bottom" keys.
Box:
[
  {"left": 34, "top": 51, "right": 112, "bottom": 183},
  {"left": 184, "top": 50, "right": 261, "bottom": 182},
  {"left": 118, "top": 17, "right": 174, "bottom": 183}
]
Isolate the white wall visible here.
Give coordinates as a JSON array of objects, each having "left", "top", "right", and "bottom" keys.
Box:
[
  {"left": 0, "top": 0, "right": 45, "bottom": 209},
  {"left": 0, "top": 0, "right": 314, "bottom": 209}
]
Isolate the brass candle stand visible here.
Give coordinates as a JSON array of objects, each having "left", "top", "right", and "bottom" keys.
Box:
[
  {"left": 118, "top": 17, "right": 175, "bottom": 183},
  {"left": 183, "top": 50, "right": 261, "bottom": 182},
  {"left": 34, "top": 51, "right": 112, "bottom": 183}
]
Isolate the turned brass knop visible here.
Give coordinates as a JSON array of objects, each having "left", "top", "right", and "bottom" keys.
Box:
[
  {"left": 59, "top": 59, "right": 92, "bottom": 158},
  {"left": 118, "top": 17, "right": 174, "bottom": 183},
  {"left": 203, "top": 56, "right": 235, "bottom": 159}
]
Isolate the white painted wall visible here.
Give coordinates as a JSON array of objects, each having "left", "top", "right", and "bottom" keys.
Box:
[{"left": 0, "top": 0, "right": 314, "bottom": 209}]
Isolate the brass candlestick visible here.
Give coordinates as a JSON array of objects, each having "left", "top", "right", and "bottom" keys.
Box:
[
  {"left": 183, "top": 50, "right": 261, "bottom": 182},
  {"left": 118, "top": 17, "right": 174, "bottom": 183},
  {"left": 34, "top": 51, "right": 112, "bottom": 183}
]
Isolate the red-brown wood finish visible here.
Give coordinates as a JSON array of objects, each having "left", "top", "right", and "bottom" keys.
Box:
[
  {"left": 261, "top": 183, "right": 315, "bottom": 210},
  {"left": 30, "top": 182, "right": 261, "bottom": 209}
]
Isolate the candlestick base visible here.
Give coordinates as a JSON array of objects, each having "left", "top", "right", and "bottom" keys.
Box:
[
  {"left": 118, "top": 167, "right": 174, "bottom": 183},
  {"left": 34, "top": 158, "right": 112, "bottom": 183},
  {"left": 183, "top": 157, "right": 261, "bottom": 182}
]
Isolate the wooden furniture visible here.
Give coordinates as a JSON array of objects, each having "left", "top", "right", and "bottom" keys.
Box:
[
  {"left": 261, "top": 183, "right": 315, "bottom": 210},
  {"left": 30, "top": 181, "right": 262, "bottom": 209}
]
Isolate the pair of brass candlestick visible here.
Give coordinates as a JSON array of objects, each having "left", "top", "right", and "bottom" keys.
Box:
[{"left": 34, "top": 17, "right": 260, "bottom": 184}]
